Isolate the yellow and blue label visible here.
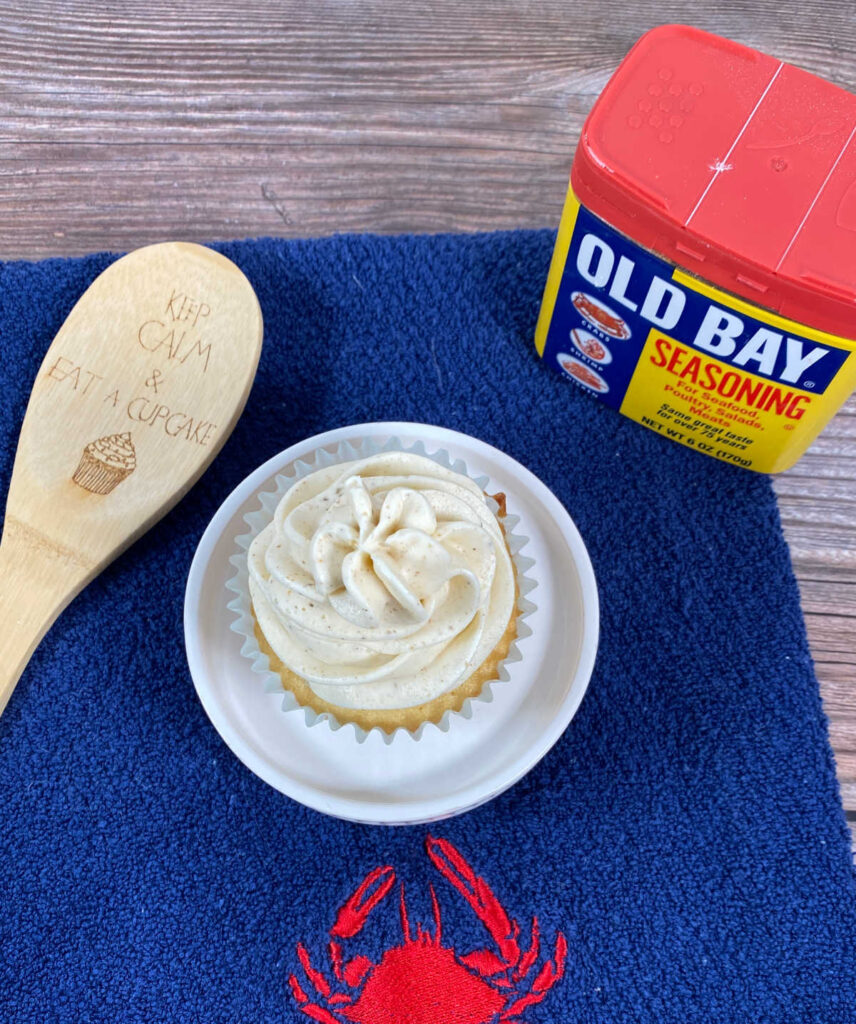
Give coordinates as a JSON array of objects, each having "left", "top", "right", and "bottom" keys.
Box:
[{"left": 535, "top": 187, "right": 856, "bottom": 473}]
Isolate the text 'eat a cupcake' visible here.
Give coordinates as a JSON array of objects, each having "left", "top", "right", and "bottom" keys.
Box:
[{"left": 44, "top": 354, "right": 217, "bottom": 447}]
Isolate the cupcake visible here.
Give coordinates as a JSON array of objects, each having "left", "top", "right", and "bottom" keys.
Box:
[
  {"left": 72, "top": 431, "right": 136, "bottom": 495},
  {"left": 246, "top": 450, "right": 518, "bottom": 733}
]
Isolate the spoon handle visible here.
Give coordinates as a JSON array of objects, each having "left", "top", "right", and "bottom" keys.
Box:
[{"left": 0, "top": 521, "right": 90, "bottom": 717}]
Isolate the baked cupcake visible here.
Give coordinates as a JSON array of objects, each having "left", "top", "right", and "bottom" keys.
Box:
[
  {"left": 246, "top": 450, "right": 518, "bottom": 733},
  {"left": 72, "top": 431, "right": 136, "bottom": 495}
]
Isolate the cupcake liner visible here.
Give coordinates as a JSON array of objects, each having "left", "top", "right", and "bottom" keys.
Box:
[
  {"left": 226, "top": 434, "right": 537, "bottom": 744},
  {"left": 71, "top": 451, "right": 132, "bottom": 495}
]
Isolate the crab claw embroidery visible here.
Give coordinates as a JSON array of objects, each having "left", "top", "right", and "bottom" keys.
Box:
[{"left": 287, "top": 836, "right": 567, "bottom": 1024}]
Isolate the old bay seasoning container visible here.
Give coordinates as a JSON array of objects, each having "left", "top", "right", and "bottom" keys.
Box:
[{"left": 536, "top": 25, "right": 856, "bottom": 472}]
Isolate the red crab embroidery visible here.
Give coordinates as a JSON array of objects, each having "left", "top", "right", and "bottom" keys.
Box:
[{"left": 288, "top": 835, "right": 567, "bottom": 1024}]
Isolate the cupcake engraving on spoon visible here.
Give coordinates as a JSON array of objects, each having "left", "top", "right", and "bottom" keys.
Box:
[{"left": 0, "top": 242, "right": 263, "bottom": 717}]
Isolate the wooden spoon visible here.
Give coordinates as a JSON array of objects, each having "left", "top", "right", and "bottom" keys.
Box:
[{"left": 0, "top": 242, "right": 263, "bottom": 716}]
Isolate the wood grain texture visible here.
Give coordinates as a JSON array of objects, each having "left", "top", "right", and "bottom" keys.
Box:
[
  {"left": 0, "top": 241, "right": 263, "bottom": 714},
  {"left": 0, "top": 0, "right": 854, "bottom": 838}
]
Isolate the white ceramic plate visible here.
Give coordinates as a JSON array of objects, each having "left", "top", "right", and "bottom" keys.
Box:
[{"left": 184, "top": 422, "right": 599, "bottom": 825}]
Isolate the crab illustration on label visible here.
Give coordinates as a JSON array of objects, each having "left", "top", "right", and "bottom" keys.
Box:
[{"left": 288, "top": 836, "right": 567, "bottom": 1023}]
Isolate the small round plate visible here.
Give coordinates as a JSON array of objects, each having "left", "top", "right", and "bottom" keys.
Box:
[{"left": 184, "top": 422, "right": 599, "bottom": 825}]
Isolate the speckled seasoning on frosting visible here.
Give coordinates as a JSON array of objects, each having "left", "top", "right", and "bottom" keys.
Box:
[{"left": 247, "top": 451, "right": 516, "bottom": 711}]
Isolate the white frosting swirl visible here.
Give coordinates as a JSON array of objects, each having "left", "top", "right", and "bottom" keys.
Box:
[
  {"left": 247, "top": 451, "right": 516, "bottom": 710},
  {"left": 88, "top": 431, "right": 136, "bottom": 470}
]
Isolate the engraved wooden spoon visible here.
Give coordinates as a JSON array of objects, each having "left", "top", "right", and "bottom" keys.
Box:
[{"left": 0, "top": 242, "right": 263, "bottom": 717}]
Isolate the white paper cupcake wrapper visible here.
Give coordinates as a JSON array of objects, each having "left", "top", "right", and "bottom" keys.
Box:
[{"left": 225, "top": 434, "right": 536, "bottom": 744}]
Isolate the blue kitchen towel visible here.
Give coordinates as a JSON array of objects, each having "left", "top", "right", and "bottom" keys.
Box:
[{"left": 1, "top": 230, "right": 855, "bottom": 1024}]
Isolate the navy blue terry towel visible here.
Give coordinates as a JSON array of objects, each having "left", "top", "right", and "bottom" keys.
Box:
[{"left": 1, "top": 230, "right": 855, "bottom": 1024}]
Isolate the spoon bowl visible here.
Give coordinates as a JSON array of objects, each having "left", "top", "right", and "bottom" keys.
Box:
[{"left": 0, "top": 241, "right": 263, "bottom": 716}]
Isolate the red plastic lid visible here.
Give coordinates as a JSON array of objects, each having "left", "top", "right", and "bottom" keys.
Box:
[{"left": 572, "top": 25, "right": 856, "bottom": 339}]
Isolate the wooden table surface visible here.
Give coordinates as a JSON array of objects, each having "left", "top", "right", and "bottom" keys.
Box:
[{"left": 1, "top": 1, "right": 854, "bottom": 840}]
